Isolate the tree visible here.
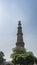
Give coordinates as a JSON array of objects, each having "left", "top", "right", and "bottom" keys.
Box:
[
  {"left": 12, "top": 46, "right": 26, "bottom": 54},
  {"left": 0, "top": 51, "right": 5, "bottom": 65},
  {"left": 11, "top": 46, "right": 37, "bottom": 65},
  {"left": 11, "top": 46, "right": 26, "bottom": 65},
  {"left": 25, "top": 55, "right": 37, "bottom": 65},
  {"left": 14, "top": 53, "right": 37, "bottom": 65}
]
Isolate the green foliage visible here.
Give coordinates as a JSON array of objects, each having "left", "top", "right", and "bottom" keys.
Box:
[
  {"left": 11, "top": 47, "right": 34, "bottom": 59},
  {"left": 12, "top": 46, "right": 26, "bottom": 54},
  {"left": 0, "top": 51, "right": 4, "bottom": 58},
  {"left": 11, "top": 46, "right": 27, "bottom": 60},
  {"left": 11, "top": 53, "right": 37, "bottom": 65},
  {"left": 0, "top": 51, "right": 5, "bottom": 65},
  {"left": 11, "top": 46, "right": 37, "bottom": 65}
]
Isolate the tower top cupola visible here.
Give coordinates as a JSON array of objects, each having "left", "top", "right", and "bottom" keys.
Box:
[{"left": 18, "top": 21, "right": 21, "bottom": 25}]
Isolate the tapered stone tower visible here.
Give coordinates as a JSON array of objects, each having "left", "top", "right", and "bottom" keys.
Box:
[{"left": 16, "top": 21, "right": 25, "bottom": 47}]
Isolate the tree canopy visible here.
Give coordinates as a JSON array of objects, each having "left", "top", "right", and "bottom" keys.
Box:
[
  {"left": 11, "top": 46, "right": 37, "bottom": 65},
  {"left": 0, "top": 51, "right": 5, "bottom": 65}
]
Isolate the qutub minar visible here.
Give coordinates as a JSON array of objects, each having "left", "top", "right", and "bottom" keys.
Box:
[
  {"left": 16, "top": 21, "right": 25, "bottom": 47},
  {"left": 11, "top": 21, "right": 37, "bottom": 65}
]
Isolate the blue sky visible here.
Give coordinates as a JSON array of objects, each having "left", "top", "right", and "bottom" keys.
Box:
[{"left": 0, "top": 0, "right": 37, "bottom": 61}]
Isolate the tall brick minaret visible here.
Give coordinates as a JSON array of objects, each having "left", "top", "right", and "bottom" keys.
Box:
[{"left": 16, "top": 21, "right": 25, "bottom": 47}]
